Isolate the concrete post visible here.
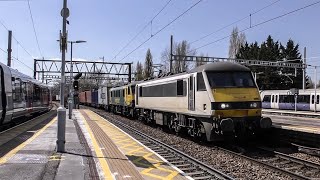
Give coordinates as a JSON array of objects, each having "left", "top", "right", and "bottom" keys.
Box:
[
  {"left": 68, "top": 41, "right": 73, "bottom": 119},
  {"left": 7, "top": 30, "right": 12, "bottom": 67},
  {"left": 57, "top": 107, "right": 66, "bottom": 152},
  {"left": 170, "top": 35, "right": 173, "bottom": 73},
  {"left": 314, "top": 66, "right": 317, "bottom": 112},
  {"left": 303, "top": 47, "right": 306, "bottom": 90},
  {"left": 57, "top": 0, "right": 68, "bottom": 153}
]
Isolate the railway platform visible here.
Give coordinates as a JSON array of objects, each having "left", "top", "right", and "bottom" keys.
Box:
[
  {"left": 263, "top": 111, "right": 320, "bottom": 148},
  {"left": 263, "top": 111, "right": 320, "bottom": 135},
  {"left": 0, "top": 109, "right": 190, "bottom": 180}
]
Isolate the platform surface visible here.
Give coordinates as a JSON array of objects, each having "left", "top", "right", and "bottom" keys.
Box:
[
  {"left": 78, "top": 109, "right": 189, "bottom": 180},
  {"left": 0, "top": 112, "right": 88, "bottom": 180},
  {"left": 0, "top": 109, "right": 190, "bottom": 180},
  {"left": 264, "top": 113, "right": 320, "bottom": 134}
]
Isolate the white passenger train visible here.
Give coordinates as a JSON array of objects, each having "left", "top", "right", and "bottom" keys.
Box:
[{"left": 261, "top": 89, "right": 320, "bottom": 111}]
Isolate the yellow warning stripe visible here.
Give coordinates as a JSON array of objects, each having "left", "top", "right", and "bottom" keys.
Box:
[
  {"left": 80, "top": 111, "right": 113, "bottom": 180},
  {"left": 0, "top": 117, "right": 57, "bottom": 164},
  {"left": 84, "top": 110, "right": 180, "bottom": 180}
]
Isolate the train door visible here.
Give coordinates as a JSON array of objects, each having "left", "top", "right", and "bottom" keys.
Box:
[
  {"left": 271, "top": 93, "right": 279, "bottom": 109},
  {"left": 310, "top": 94, "right": 319, "bottom": 111},
  {"left": 188, "top": 75, "right": 195, "bottom": 111}
]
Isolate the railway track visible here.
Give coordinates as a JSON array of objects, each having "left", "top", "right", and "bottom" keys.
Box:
[
  {"left": 89, "top": 106, "right": 320, "bottom": 179},
  {"left": 0, "top": 103, "right": 57, "bottom": 133},
  {"left": 94, "top": 110, "right": 234, "bottom": 180},
  {"left": 291, "top": 143, "right": 320, "bottom": 158},
  {"left": 217, "top": 145, "right": 320, "bottom": 180}
]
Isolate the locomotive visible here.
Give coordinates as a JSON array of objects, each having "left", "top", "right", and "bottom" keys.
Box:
[
  {"left": 0, "top": 62, "right": 51, "bottom": 127},
  {"left": 80, "top": 62, "right": 272, "bottom": 141}
]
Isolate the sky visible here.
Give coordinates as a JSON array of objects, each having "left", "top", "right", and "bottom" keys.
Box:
[{"left": 0, "top": 0, "right": 319, "bottom": 81}]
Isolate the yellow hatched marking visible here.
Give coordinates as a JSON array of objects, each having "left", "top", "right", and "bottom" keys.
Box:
[
  {"left": 84, "top": 110, "right": 180, "bottom": 180},
  {"left": 0, "top": 117, "right": 57, "bottom": 164},
  {"left": 126, "top": 147, "right": 146, "bottom": 155},
  {"left": 80, "top": 112, "right": 113, "bottom": 180}
]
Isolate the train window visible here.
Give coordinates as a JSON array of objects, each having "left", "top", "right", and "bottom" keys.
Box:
[
  {"left": 127, "top": 87, "right": 131, "bottom": 95},
  {"left": 197, "top": 72, "right": 206, "bottom": 91},
  {"left": 13, "top": 78, "right": 22, "bottom": 102},
  {"left": 317, "top": 95, "right": 320, "bottom": 104},
  {"left": 122, "top": 89, "right": 125, "bottom": 96},
  {"left": 131, "top": 85, "right": 135, "bottom": 94},
  {"left": 177, "top": 80, "right": 183, "bottom": 96},
  {"left": 263, "top": 95, "right": 271, "bottom": 102},
  {"left": 312, "top": 95, "right": 315, "bottom": 104},
  {"left": 33, "top": 85, "right": 41, "bottom": 101},
  {"left": 189, "top": 77, "right": 193, "bottom": 90},
  {"left": 297, "top": 95, "right": 310, "bottom": 103},
  {"left": 101, "top": 93, "right": 106, "bottom": 99},
  {"left": 139, "top": 87, "right": 142, "bottom": 97}
]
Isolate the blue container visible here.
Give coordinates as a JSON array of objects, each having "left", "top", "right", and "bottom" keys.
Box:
[{"left": 92, "top": 90, "right": 99, "bottom": 107}]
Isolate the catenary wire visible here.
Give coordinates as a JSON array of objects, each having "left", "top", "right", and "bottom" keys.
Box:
[
  {"left": 27, "top": 0, "right": 43, "bottom": 57},
  {"left": 12, "top": 56, "right": 33, "bottom": 71},
  {"left": 120, "top": 0, "right": 203, "bottom": 62},
  {"left": 190, "top": 0, "right": 281, "bottom": 44},
  {"left": 193, "top": 1, "right": 320, "bottom": 52},
  {"left": 112, "top": 0, "right": 173, "bottom": 60},
  {"left": 0, "top": 18, "right": 34, "bottom": 58}
]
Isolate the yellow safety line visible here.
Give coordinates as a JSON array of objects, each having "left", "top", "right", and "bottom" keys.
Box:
[
  {"left": 81, "top": 111, "right": 113, "bottom": 180},
  {"left": 0, "top": 117, "right": 57, "bottom": 164},
  {"left": 85, "top": 110, "right": 180, "bottom": 180}
]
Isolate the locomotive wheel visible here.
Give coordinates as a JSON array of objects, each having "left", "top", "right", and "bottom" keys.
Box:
[{"left": 193, "top": 122, "right": 206, "bottom": 141}]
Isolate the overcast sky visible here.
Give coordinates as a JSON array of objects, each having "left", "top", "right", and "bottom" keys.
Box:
[{"left": 0, "top": 0, "right": 319, "bottom": 79}]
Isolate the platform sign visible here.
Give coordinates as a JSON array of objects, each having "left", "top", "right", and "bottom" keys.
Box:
[{"left": 68, "top": 97, "right": 73, "bottom": 104}]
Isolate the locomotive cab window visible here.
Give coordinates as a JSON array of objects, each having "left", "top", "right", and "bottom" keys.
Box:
[{"left": 206, "top": 71, "right": 255, "bottom": 88}]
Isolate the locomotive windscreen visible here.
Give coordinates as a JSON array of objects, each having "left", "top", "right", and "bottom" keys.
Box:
[{"left": 206, "top": 71, "right": 255, "bottom": 88}]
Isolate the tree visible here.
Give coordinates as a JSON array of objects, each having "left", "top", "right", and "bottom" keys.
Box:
[
  {"left": 144, "top": 49, "right": 153, "bottom": 78},
  {"left": 228, "top": 27, "right": 246, "bottom": 58},
  {"left": 160, "top": 40, "right": 196, "bottom": 74},
  {"left": 236, "top": 35, "right": 305, "bottom": 90},
  {"left": 135, "top": 61, "right": 144, "bottom": 81}
]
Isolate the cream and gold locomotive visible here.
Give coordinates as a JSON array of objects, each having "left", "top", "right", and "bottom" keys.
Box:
[{"left": 81, "top": 62, "right": 272, "bottom": 141}]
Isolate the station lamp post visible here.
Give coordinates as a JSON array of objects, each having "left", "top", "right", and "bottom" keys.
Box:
[
  {"left": 307, "top": 64, "right": 319, "bottom": 112},
  {"left": 68, "top": 40, "right": 86, "bottom": 119},
  {"left": 57, "top": 39, "right": 86, "bottom": 118}
]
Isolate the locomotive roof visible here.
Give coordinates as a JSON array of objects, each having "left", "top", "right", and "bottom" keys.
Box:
[{"left": 189, "top": 62, "right": 250, "bottom": 73}]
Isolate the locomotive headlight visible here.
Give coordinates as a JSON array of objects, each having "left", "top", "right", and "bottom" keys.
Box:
[
  {"left": 220, "top": 103, "right": 230, "bottom": 109},
  {"left": 250, "top": 102, "right": 258, "bottom": 108}
]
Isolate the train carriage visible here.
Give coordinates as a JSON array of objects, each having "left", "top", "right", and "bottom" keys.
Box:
[
  {"left": 0, "top": 62, "right": 51, "bottom": 126},
  {"left": 98, "top": 86, "right": 110, "bottom": 110},
  {"left": 79, "top": 91, "right": 86, "bottom": 104},
  {"left": 261, "top": 89, "right": 320, "bottom": 111},
  {"left": 91, "top": 89, "right": 98, "bottom": 107},
  {"left": 85, "top": 90, "right": 92, "bottom": 105}
]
